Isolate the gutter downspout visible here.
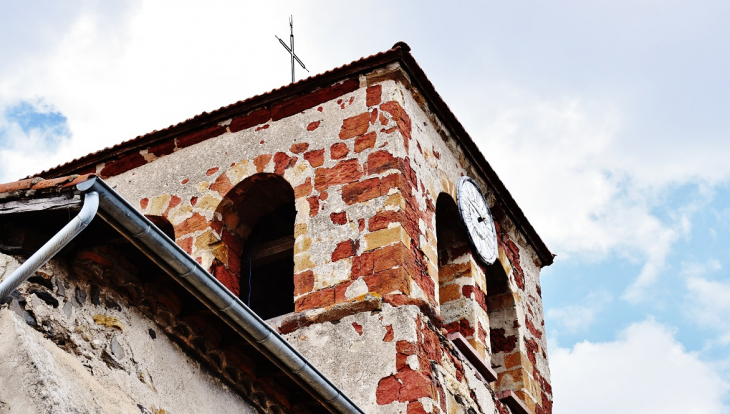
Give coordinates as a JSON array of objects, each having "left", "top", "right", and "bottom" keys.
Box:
[
  {"left": 76, "top": 177, "right": 364, "bottom": 414},
  {"left": 0, "top": 191, "right": 99, "bottom": 301}
]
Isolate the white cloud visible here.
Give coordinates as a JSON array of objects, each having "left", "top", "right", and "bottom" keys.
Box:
[
  {"left": 458, "top": 85, "right": 730, "bottom": 302},
  {"left": 551, "top": 319, "right": 729, "bottom": 414},
  {"left": 547, "top": 290, "right": 612, "bottom": 332},
  {"left": 685, "top": 263, "right": 730, "bottom": 345}
]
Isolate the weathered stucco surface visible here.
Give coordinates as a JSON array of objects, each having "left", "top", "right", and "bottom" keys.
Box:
[
  {"left": 284, "top": 304, "right": 500, "bottom": 414},
  {"left": 0, "top": 254, "right": 255, "bottom": 414}
]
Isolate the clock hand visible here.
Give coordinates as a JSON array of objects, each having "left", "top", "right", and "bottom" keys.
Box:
[{"left": 468, "top": 199, "right": 486, "bottom": 222}]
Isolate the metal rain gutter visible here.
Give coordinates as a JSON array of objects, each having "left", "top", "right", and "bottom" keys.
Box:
[
  {"left": 0, "top": 191, "right": 99, "bottom": 301},
  {"left": 76, "top": 177, "right": 364, "bottom": 414}
]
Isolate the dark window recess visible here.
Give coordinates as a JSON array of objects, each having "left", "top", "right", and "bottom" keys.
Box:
[
  {"left": 239, "top": 199, "right": 296, "bottom": 320},
  {"left": 146, "top": 215, "right": 175, "bottom": 240}
]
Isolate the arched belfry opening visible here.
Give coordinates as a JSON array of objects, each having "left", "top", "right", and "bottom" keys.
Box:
[
  {"left": 214, "top": 174, "right": 296, "bottom": 320},
  {"left": 436, "top": 193, "right": 475, "bottom": 320},
  {"left": 484, "top": 259, "right": 520, "bottom": 381},
  {"left": 436, "top": 192, "right": 500, "bottom": 359}
]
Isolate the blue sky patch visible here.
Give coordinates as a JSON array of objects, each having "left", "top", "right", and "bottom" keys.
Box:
[{"left": 2, "top": 100, "right": 70, "bottom": 149}]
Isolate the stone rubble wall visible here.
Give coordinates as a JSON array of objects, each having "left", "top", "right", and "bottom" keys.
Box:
[
  {"left": 93, "top": 64, "right": 552, "bottom": 413},
  {"left": 0, "top": 251, "right": 278, "bottom": 414}
]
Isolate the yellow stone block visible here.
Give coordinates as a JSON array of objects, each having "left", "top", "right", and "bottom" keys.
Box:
[
  {"left": 470, "top": 257, "right": 487, "bottom": 293},
  {"left": 195, "top": 194, "right": 221, "bottom": 212},
  {"left": 468, "top": 338, "right": 487, "bottom": 359},
  {"left": 196, "top": 181, "right": 210, "bottom": 192},
  {"left": 294, "top": 223, "right": 308, "bottom": 238},
  {"left": 439, "top": 262, "right": 472, "bottom": 284},
  {"left": 149, "top": 194, "right": 171, "bottom": 216},
  {"left": 194, "top": 230, "right": 220, "bottom": 250},
  {"left": 439, "top": 283, "right": 462, "bottom": 303},
  {"left": 363, "top": 225, "right": 411, "bottom": 251},
  {"left": 427, "top": 261, "right": 439, "bottom": 283},
  {"left": 294, "top": 253, "right": 315, "bottom": 272},
  {"left": 169, "top": 204, "right": 192, "bottom": 225},
  {"left": 93, "top": 314, "right": 125, "bottom": 331},
  {"left": 498, "top": 244, "right": 512, "bottom": 276},
  {"left": 421, "top": 239, "right": 438, "bottom": 267},
  {"left": 514, "top": 389, "right": 537, "bottom": 414},
  {"left": 211, "top": 243, "right": 228, "bottom": 265},
  {"left": 294, "top": 237, "right": 312, "bottom": 255},
  {"left": 504, "top": 351, "right": 534, "bottom": 374},
  {"left": 384, "top": 192, "right": 406, "bottom": 210},
  {"left": 227, "top": 159, "right": 251, "bottom": 184}
]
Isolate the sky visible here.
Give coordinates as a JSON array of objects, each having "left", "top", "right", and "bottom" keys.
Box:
[{"left": 1, "top": 1, "right": 730, "bottom": 412}]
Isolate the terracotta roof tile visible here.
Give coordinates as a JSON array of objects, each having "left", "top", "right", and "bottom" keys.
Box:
[
  {"left": 0, "top": 178, "right": 35, "bottom": 193},
  {"left": 0, "top": 174, "right": 94, "bottom": 197}
]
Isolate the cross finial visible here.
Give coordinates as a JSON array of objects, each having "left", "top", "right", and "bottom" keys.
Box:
[{"left": 275, "top": 15, "right": 309, "bottom": 83}]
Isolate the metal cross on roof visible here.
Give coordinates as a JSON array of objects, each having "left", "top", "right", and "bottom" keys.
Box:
[{"left": 275, "top": 16, "right": 309, "bottom": 83}]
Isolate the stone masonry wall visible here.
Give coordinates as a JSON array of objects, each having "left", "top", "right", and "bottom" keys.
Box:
[
  {"left": 92, "top": 64, "right": 552, "bottom": 413},
  {"left": 0, "top": 253, "right": 259, "bottom": 414}
]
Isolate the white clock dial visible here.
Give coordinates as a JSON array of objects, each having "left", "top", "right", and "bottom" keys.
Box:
[{"left": 456, "top": 176, "right": 498, "bottom": 265}]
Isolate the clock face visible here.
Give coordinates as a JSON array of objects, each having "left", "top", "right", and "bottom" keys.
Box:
[{"left": 456, "top": 176, "right": 498, "bottom": 265}]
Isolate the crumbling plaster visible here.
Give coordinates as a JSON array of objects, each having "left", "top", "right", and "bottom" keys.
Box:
[{"left": 0, "top": 254, "right": 256, "bottom": 414}]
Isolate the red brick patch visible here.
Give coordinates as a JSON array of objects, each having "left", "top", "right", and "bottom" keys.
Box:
[
  {"left": 367, "top": 85, "right": 382, "bottom": 107},
  {"left": 366, "top": 150, "right": 404, "bottom": 176},
  {"left": 363, "top": 267, "right": 410, "bottom": 296},
  {"left": 307, "top": 120, "right": 321, "bottom": 131},
  {"left": 376, "top": 375, "right": 400, "bottom": 405},
  {"left": 342, "top": 177, "right": 381, "bottom": 205},
  {"left": 295, "top": 288, "right": 335, "bottom": 311},
  {"left": 307, "top": 196, "right": 319, "bottom": 217},
  {"left": 330, "top": 143, "right": 349, "bottom": 159},
  {"left": 290, "top": 142, "right": 309, "bottom": 153},
  {"left": 304, "top": 149, "right": 325, "bottom": 167},
  {"left": 163, "top": 195, "right": 181, "bottom": 217},
  {"left": 383, "top": 325, "right": 394, "bottom": 342},
  {"left": 339, "top": 112, "right": 370, "bottom": 140},
  {"left": 294, "top": 270, "right": 314, "bottom": 296},
  {"left": 314, "top": 159, "right": 363, "bottom": 191},
  {"left": 380, "top": 101, "right": 412, "bottom": 140},
  {"left": 229, "top": 107, "right": 271, "bottom": 133},
  {"left": 273, "top": 152, "right": 296, "bottom": 175},
  {"left": 177, "top": 237, "right": 193, "bottom": 254},
  {"left": 355, "top": 132, "right": 377, "bottom": 153},
  {"left": 396, "top": 369, "right": 434, "bottom": 402},
  {"left": 148, "top": 140, "right": 176, "bottom": 157},
  {"left": 332, "top": 239, "right": 358, "bottom": 262},
  {"left": 213, "top": 264, "right": 240, "bottom": 296},
  {"left": 368, "top": 210, "right": 405, "bottom": 232},
  {"left": 76, "top": 251, "right": 113, "bottom": 267},
  {"left": 174, "top": 212, "right": 208, "bottom": 236},
  {"left": 330, "top": 211, "right": 347, "bottom": 225},
  {"left": 254, "top": 154, "right": 272, "bottom": 173},
  {"left": 209, "top": 173, "right": 232, "bottom": 196},
  {"left": 294, "top": 178, "right": 313, "bottom": 199},
  {"left": 100, "top": 152, "right": 147, "bottom": 177},
  {"left": 272, "top": 78, "right": 358, "bottom": 121}
]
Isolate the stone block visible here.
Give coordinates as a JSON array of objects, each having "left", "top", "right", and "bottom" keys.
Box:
[{"left": 364, "top": 226, "right": 411, "bottom": 251}]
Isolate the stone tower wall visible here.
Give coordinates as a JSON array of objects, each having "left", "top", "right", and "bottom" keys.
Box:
[{"left": 91, "top": 64, "right": 552, "bottom": 413}]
